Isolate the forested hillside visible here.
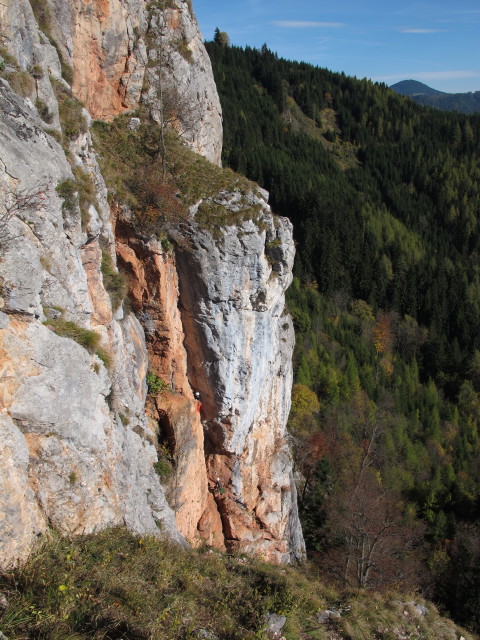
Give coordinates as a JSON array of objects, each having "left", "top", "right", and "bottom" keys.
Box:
[{"left": 206, "top": 39, "right": 480, "bottom": 631}]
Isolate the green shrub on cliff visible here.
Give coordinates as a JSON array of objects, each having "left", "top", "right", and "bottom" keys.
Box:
[
  {"left": 146, "top": 370, "right": 168, "bottom": 395},
  {"left": 44, "top": 318, "right": 111, "bottom": 367}
]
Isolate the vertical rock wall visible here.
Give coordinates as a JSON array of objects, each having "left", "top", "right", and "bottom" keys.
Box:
[
  {"left": 176, "top": 203, "right": 304, "bottom": 562},
  {"left": 0, "top": 81, "right": 183, "bottom": 568},
  {"left": 0, "top": 0, "right": 304, "bottom": 568}
]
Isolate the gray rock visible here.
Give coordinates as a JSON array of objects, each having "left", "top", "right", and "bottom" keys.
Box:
[
  {"left": 176, "top": 203, "right": 304, "bottom": 562},
  {"left": 265, "top": 612, "right": 287, "bottom": 635},
  {"left": 317, "top": 608, "right": 342, "bottom": 623},
  {"left": 0, "top": 62, "right": 182, "bottom": 568},
  {"left": 127, "top": 117, "right": 141, "bottom": 131},
  {"left": 196, "top": 630, "right": 218, "bottom": 640},
  {"left": 43, "top": 306, "right": 62, "bottom": 320},
  {"left": 142, "top": 0, "right": 223, "bottom": 165},
  {"left": 404, "top": 601, "right": 428, "bottom": 616}
]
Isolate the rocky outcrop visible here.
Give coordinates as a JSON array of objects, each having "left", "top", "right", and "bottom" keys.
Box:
[
  {"left": 115, "top": 198, "right": 305, "bottom": 562},
  {"left": 0, "top": 0, "right": 222, "bottom": 165},
  {"left": 0, "top": 0, "right": 304, "bottom": 568},
  {"left": 176, "top": 200, "right": 304, "bottom": 562},
  {"left": 115, "top": 218, "right": 213, "bottom": 545}
]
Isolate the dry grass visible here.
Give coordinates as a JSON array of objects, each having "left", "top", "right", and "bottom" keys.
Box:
[
  {"left": 0, "top": 528, "right": 475, "bottom": 640},
  {"left": 3, "top": 70, "right": 35, "bottom": 97}
]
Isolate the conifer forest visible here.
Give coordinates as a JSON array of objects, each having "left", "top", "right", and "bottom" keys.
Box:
[{"left": 206, "top": 39, "right": 480, "bottom": 630}]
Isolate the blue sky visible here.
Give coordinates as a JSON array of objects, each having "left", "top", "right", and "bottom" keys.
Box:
[{"left": 194, "top": 0, "right": 480, "bottom": 93}]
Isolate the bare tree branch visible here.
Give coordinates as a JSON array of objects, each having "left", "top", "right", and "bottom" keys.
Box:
[{"left": 0, "top": 180, "right": 50, "bottom": 249}]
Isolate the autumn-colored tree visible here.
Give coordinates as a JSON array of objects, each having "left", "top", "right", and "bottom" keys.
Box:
[
  {"left": 319, "top": 398, "right": 425, "bottom": 590},
  {"left": 129, "top": 166, "right": 188, "bottom": 242},
  {"left": 373, "top": 312, "right": 394, "bottom": 354},
  {"left": 214, "top": 27, "right": 230, "bottom": 47},
  {"left": 289, "top": 383, "right": 320, "bottom": 436},
  {"left": 373, "top": 312, "right": 395, "bottom": 378}
]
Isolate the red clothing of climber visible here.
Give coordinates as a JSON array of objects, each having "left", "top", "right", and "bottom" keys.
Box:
[{"left": 194, "top": 391, "right": 202, "bottom": 412}]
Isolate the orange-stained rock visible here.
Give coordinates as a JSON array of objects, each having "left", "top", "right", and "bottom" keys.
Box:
[
  {"left": 197, "top": 492, "right": 225, "bottom": 550},
  {"left": 116, "top": 221, "right": 210, "bottom": 545},
  {"left": 0, "top": 0, "right": 303, "bottom": 567},
  {"left": 175, "top": 210, "right": 305, "bottom": 563},
  {"left": 71, "top": 0, "right": 136, "bottom": 119},
  {"left": 52, "top": 0, "right": 222, "bottom": 164}
]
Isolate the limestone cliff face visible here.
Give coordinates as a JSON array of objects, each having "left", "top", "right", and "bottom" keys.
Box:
[
  {"left": 0, "top": 81, "right": 183, "bottom": 568},
  {"left": 1, "top": 0, "right": 222, "bottom": 165},
  {"left": 0, "top": 0, "right": 304, "bottom": 568},
  {"left": 176, "top": 203, "right": 303, "bottom": 562}
]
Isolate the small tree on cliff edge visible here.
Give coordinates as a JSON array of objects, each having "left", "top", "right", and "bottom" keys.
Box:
[
  {"left": 142, "top": 1, "right": 199, "bottom": 179},
  {"left": 214, "top": 27, "right": 230, "bottom": 47}
]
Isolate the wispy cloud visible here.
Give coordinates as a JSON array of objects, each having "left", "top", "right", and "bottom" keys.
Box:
[
  {"left": 398, "top": 28, "right": 447, "bottom": 33},
  {"left": 373, "top": 70, "right": 480, "bottom": 83},
  {"left": 272, "top": 20, "right": 346, "bottom": 29}
]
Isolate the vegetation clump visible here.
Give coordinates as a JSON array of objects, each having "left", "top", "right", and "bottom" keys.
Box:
[
  {"left": 0, "top": 528, "right": 473, "bottom": 640},
  {"left": 35, "top": 97, "right": 53, "bottom": 123},
  {"left": 91, "top": 113, "right": 266, "bottom": 236},
  {"left": 51, "top": 78, "right": 88, "bottom": 142},
  {"left": 44, "top": 318, "right": 101, "bottom": 351},
  {"left": 146, "top": 370, "right": 169, "bottom": 395},
  {"left": 173, "top": 35, "right": 192, "bottom": 62},
  {"left": 28, "top": 0, "right": 52, "bottom": 35},
  {"left": 0, "top": 48, "right": 36, "bottom": 98},
  {"left": 154, "top": 444, "right": 174, "bottom": 479},
  {"left": 56, "top": 166, "right": 98, "bottom": 229},
  {"left": 56, "top": 178, "right": 77, "bottom": 214},
  {"left": 2, "top": 70, "right": 35, "bottom": 97},
  {"left": 101, "top": 250, "right": 128, "bottom": 311},
  {"left": 44, "top": 317, "right": 111, "bottom": 368}
]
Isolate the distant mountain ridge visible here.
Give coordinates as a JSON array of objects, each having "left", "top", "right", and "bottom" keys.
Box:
[
  {"left": 390, "top": 79, "right": 446, "bottom": 97},
  {"left": 390, "top": 79, "right": 480, "bottom": 114}
]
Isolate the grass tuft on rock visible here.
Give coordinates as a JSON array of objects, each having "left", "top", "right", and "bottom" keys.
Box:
[
  {"left": 2, "top": 70, "right": 35, "bottom": 97},
  {"left": 44, "top": 318, "right": 112, "bottom": 368},
  {"left": 45, "top": 318, "right": 101, "bottom": 351},
  {"left": 56, "top": 167, "right": 98, "bottom": 229}
]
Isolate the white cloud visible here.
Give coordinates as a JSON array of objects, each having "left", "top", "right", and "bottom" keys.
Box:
[
  {"left": 399, "top": 28, "right": 447, "bottom": 33},
  {"left": 272, "top": 20, "right": 346, "bottom": 28}
]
